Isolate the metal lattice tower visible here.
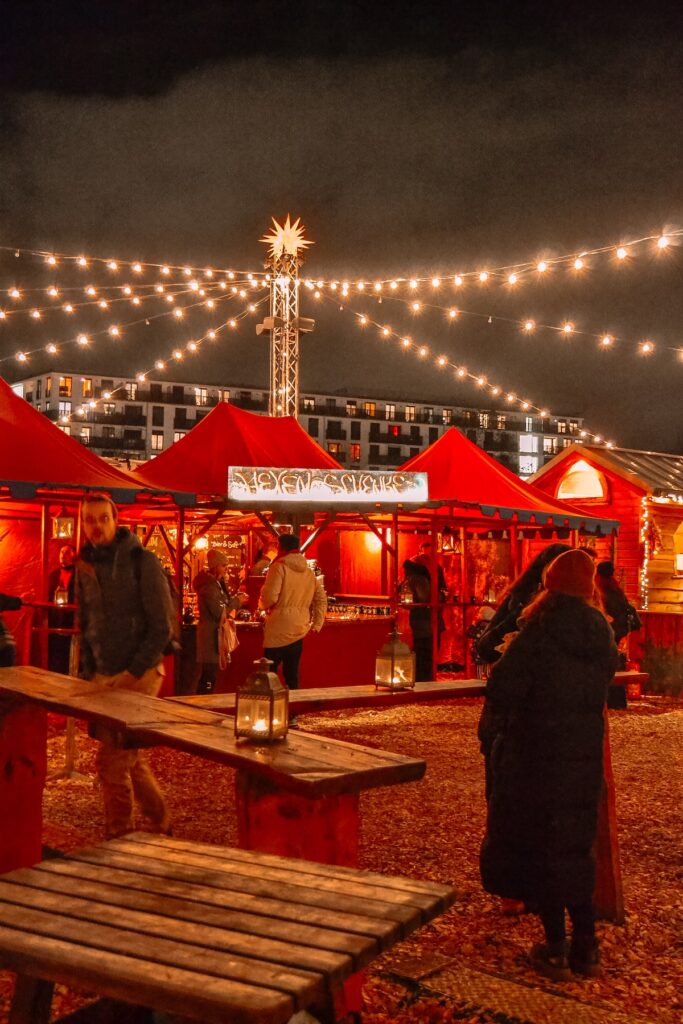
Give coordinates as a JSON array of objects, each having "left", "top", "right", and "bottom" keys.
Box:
[
  {"left": 259, "top": 216, "right": 314, "bottom": 419},
  {"left": 269, "top": 250, "right": 300, "bottom": 417}
]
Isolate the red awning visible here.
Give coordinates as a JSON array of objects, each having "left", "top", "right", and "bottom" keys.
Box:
[
  {"left": 132, "top": 401, "right": 340, "bottom": 500},
  {"left": 400, "top": 428, "right": 619, "bottom": 534},
  {"left": 0, "top": 376, "right": 182, "bottom": 504}
]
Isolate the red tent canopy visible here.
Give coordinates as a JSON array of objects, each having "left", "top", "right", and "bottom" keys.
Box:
[
  {"left": 0, "top": 376, "right": 174, "bottom": 503},
  {"left": 400, "top": 428, "right": 618, "bottom": 534},
  {"left": 132, "top": 401, "right": 340, "bottom": 500}
]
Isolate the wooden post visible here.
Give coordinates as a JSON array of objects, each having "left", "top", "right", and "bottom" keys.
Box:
[
  {"left": 235, "top": 771, "right": 362, "bottom": 1019},
  {"left": 0, "top": 701, "right": 47, "bottom": 874},
  {"left": 593, "top": 714, "right": 625, "bottom": 923}
]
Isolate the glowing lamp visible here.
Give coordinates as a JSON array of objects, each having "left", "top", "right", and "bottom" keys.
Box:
[
  {"left": 52, "top": 510, "right": 75, "bottom": 540},
  {"left": 235, "top": 658, "right": 289, "bottom": 742},
  {"left": 375, "top": 627, "right": 415, "bottom": 690},
  {"left": 53, "top": 587, "right": 69, "bottom": 606}
]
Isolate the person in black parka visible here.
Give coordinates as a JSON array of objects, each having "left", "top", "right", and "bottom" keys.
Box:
[{"left": 480, "top": 549, "right": 620, "bottom": 981}]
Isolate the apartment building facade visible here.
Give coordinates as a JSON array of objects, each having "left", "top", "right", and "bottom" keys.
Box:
[{"left": 12, "top": 370, "right": 583, "bottom": 478}]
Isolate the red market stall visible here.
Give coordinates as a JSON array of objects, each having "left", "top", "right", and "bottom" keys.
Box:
[
  {"left": 388, "top": 428, "right": 620, "bottom": 673},
  {"left": 530, "top": 443, "right": 683, "bottom": 674},
  {"left": 129, "top": 402, "right": 430, "bottom": 691},
  {"left": 0, "top": 375, "right": 186, "bottom": 667}
]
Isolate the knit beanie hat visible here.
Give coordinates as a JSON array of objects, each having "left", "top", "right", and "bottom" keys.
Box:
[
  {"left": 543, "top": 549, "right": 595, "bottom": 599},
  {"left": 207, "top": 548, "right": 229, "bottom": 569}
]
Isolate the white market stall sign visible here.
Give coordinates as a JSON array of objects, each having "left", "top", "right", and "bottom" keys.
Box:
[{"left": 227, "top": 467, "right": 428, "bottom": 505}]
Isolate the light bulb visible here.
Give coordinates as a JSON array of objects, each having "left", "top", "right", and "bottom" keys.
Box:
[
  {"left": 479, "top": 271, "right": 488, "bottom": 282},
  {"left": 616, "top": 247, "right": 627, "bottom": 260},
  {"left": 537, "top": 260, "right": 547, "bottom": 273},
  {"left": 562, "top": 322, "right": 574, "bottom": 334},
  {"left": 508, "top": 272, "right": 518, "bottom": 284}
]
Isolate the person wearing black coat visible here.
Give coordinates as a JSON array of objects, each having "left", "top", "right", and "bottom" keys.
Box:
[{"left": 480, "top": 549, "right": 619, "bottom": 981}]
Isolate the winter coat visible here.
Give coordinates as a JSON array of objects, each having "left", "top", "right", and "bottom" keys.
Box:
[
  {"left": 480, "top": 593, "right": 619, "bottom": 906},
  {"left": 260, "top": 553, "right": 327, "bottom": 648},
  {"left": 192, "top": 570, "right": 242, "bottom": 664},
  {"left": 402, "top": 562, "right": 444, "bottom": 641},
  {"left": 77, "top": 528, "right": 173, "bottom": 678},
  {"left": 596, "top": 577, "right": 639, "bottom": 643}
]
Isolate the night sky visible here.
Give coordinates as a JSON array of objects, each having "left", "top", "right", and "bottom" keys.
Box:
[{"left": 1, "top": 1, "right": 682, "bottom": 451}]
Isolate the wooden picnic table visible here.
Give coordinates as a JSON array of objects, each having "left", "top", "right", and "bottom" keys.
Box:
[
  {"left": 0, "top": 831, "right": 455, "bottom": 1024},
  {"left": 0, "top": 666, "right": 425, "bottom": 878}
]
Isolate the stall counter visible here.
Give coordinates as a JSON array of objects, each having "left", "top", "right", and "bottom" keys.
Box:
[{"left": 177, "top": 615, "right": 394, "bottom": 695}]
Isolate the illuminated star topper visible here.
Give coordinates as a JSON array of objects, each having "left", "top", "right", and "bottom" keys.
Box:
[{"left": 260, "top": 215, "right": 313, "bottom": 259}]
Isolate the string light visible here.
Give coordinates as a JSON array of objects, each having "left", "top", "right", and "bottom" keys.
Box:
[{"left": 325, "top": 292, "right": 610, "bottom": 444}]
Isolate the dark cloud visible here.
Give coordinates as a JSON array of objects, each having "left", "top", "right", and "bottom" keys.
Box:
[{"left": 1, "top": 12, "right": 682, "bottom": 451}]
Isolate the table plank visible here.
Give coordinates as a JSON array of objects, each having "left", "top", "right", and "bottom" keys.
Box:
[
  {"left": 30, "top": 857, "right": 403, "bottom": 950},
  {"left": 173, "top": 679, "right": 487, "bottom": 713},
  {"left": 0, "top": 667, "right": 426, "bottom": 798},
  {"left": 0, "top": 879, "right": 352, "bottom": 987},
  {"left": 125, "top": 833, "right": 455, "bottom": 908},
  {"left": 0, "top": 923, "right": 293, "bottom": 1024},
  {"left": 5, "top": 865, "right": 375, "bottom": 966},
  {"left": 104, "top": 838, "right": 449, "bottom": 920}
]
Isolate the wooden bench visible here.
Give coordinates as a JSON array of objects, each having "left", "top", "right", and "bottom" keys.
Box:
[
  {"left": 0, "top": 832, "right": 454, "bottom": 1024},
  {"left": 172, "top": 679, "right": 487, "bottom": 714}
]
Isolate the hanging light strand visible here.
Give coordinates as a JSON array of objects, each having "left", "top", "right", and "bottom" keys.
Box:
[
  {"left": 372, "top": 291, "right": 675, "bottom": 361},
  {"left": 320, "top": 291, "right": 615, "bottom": 448},
  {"left": 302, "top": 228, "right": 682, "bottom": 290},
  {"left": 55, "top": 296, "right": 267, "bottom": 431},
  {"left": 0, "top": 243, "right": 268, "bottom": 281},
  {"left": 3, "top": 287, "right": 245, "bottom": 368}
]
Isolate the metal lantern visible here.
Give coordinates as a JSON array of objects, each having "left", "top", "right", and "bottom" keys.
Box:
[
  {"left": 375, "top": 627, "right": 416, "bottom": 690},
  {"left": 52, "top": 509, "right": 75, "bottom": 539},
  {"left": 53, "top": 586, "right": 69, "bottom": 606},
  {"left": 235, "top": 657, "right": 289, "bottom": 742}
]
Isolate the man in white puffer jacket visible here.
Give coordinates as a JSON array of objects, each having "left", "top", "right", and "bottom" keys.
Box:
[{"left": 259, "top": 533, "right": 327, "bottom": 690}]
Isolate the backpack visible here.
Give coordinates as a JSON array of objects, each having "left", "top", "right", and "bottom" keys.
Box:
[{"left": 132, "top": 546, "right": 182, "bottom": 656}]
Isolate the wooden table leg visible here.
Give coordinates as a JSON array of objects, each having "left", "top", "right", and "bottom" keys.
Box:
[
  {"left": 0, "top": 701, "right": 47, "bottom": 874},
  {"left": 235, "top": 771, "right": 363, "bottom": 1019},
  {"left": 9, "top": 975, "right": 54, "bottom": 1024}
]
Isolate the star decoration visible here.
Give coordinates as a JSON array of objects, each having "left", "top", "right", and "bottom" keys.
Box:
[{"left": 260, "top": 215, "right": 313, "bottom": 258}]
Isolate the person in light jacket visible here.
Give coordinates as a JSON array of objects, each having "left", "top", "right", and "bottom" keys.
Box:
[{"left": 259, "top": 533, "right": 327, "bottom": 689}]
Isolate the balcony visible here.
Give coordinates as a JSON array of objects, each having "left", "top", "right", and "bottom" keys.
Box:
[
  {"left": 81, "top": 435, "right": 146, "bottom": 452},
  {"left": 370, "top": 427, "right": 422, "bottom": 445},
  {"left": 325, "top": 425, "right": 347, "bottom": 441},
  {"left": 231, "top": 395, "right": 269, "bottom": 412}
]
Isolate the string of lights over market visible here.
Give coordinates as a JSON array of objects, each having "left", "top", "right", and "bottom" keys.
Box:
[
  {"left": 49, "top": 296, "right": 267, "bottom": 432},
  {"left": 1, "top": 222, "right": 681, "bottom": 449},
  {"left": 319, "top": 290, "right": 621, "bottom": 446}
]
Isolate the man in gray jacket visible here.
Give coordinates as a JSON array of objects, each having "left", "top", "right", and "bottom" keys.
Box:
[
  {"left": 260, "top": 533, "right": 327, "bottom": 691},
  {"left": 77, "top": 493, "right": 173, "bottom": 839}
]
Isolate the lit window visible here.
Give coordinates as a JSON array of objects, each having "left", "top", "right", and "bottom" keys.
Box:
[
  {"left": 350, "top": 443, "right": 361, "bottom": 462},
  {"left": 405, "top": 405, "right": 415, "bottom": 422},
  {"left": 173, "top": 431, "right": 187, "bottom": 443},
  {"left": 525, "top": 415, "right": 534, "bottom": 432},
  {"left": 346, "top": 400, "right": 357, "bottom": 416},
  {"left": 519, "top": 434, "right": 538, "bottom": 453},
  {"left": 363, "top": 401, "right": 376, "bottom": 417},
  {"left": 103, "top": 403, "right": 115, "bottom": 416},
  {"left": 81, "top": 426, "right": 91, "bottom": 444},
  {"left": 303, "top": 397, "right": 315, "bottom": 412},
  {"left": 557, "top": 420, "right": 567, "bottom": 434},
  {"left": 479, "top": 412, "right": 490, "bottom": 428},
  {"left": 327, "top": 441, "right": 341, "bottom": 455},
  {"left": 151, "top": 431, "right": 164, "bottom": 451},
  {"left": 195, "top": 388, "right": 208, "bottom": 407},
  {"left": 82, "top": 378, "right": 93, "bottom": 398},
  {"left": 442, "top": 408, "right": 453, "bottom": 425},
  {"left": 496, "top": 415, "right": 506, "bottom": 429},
  {"left": 58, "top": 400, "right": 71, "bottom": 416},
  {"left": 543, "top": 437, "right": 556, "bottom": 454},
  {"left": 59, "top": 376, "right": 72, "bottom": 398},
  {"left": 385, "top": 403, "right": 396, "bottom": 420},
  {"left": 557, "top": 459, "right": 608, "bottom": 500}
]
